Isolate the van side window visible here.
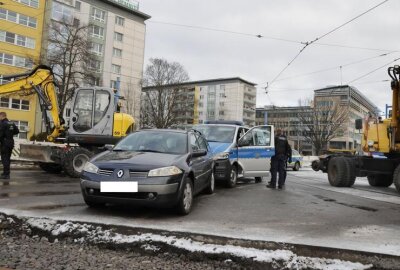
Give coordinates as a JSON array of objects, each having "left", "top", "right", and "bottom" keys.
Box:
[
  {"left": 190, "top": 133, "right": 201, "bottom": 151},
  {"left": 237, "top": 128, "right": 246, "bottom": 141},
  {"left": 196, "top": 134, "right": 208, "bottom": 151}
]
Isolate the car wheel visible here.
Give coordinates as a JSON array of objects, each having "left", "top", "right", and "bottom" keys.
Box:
[
  {"left": 255, "top": 177, "right": 263, "bottom": 183},
  {"left": 226, "top": 166, "right": 237, "bottom": 188},
  {"left": 293, "top": 162, "right": 300, "bottom": 171},
  {"left": 176, "top": 178, "right": 193, "bottom": 215},
  {"left": 204, "top": 171, "right": 215, "bottom": 194}
]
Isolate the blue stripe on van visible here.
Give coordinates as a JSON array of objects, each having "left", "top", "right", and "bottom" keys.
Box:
[{"left": 230, "top": 147, "right": 275, "bottom": 160}]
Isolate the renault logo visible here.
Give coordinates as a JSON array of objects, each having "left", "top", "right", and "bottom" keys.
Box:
[{"left": 117, "top": 170, "right": 124, "bottom": 178}]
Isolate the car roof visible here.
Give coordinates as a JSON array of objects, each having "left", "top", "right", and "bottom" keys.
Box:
[{"left": 193, "top": 124, "right": 244, "bottom": 128}]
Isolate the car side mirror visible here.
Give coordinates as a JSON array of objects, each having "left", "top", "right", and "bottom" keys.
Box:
[
  {"left": 355, "top": 119, "right": 363, "bottom": 130},
  {"left": 192, "top": 150, "right": 207, "bottom": 157}
]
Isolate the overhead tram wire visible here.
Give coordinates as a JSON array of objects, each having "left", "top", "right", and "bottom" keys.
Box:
[
  {"left": 264, "top": 0, "right": 390, "bottom": 90},
  {"left": 268, "top": 52, "right": 396, "bottom": 83},
  {"left": 347, "top": 56, "right": 400, "bottom": 84}
]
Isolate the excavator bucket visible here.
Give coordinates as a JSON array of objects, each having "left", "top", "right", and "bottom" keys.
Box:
[{"left": 19, "top": 143, "right": 62, "bottom": 163}]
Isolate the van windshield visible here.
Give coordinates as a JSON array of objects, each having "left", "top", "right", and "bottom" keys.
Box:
[{"left": 192, "top": 125, "right": 236, "bottom": 143}]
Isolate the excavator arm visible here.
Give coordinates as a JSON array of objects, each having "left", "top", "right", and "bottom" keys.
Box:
[{"left": 0, "top": 65, "right": 64, "bottom": 142}]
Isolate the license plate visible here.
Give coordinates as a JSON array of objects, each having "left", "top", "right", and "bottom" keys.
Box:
[{"left": 100, "top": 182, "right": 138, "bottom": 193}]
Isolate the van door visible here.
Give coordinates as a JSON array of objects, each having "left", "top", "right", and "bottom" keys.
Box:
[{"left": 236, "top": 125, "right": 274, "bottom": 177}]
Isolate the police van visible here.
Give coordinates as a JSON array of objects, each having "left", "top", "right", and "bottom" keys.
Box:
[{"left": 192, "top": 121, "right": 274, "bottom": 187}]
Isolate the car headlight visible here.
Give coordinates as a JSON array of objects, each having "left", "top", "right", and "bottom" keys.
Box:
[
  {"left": 83, "top": 162, "right": 99, "bottom": 174},
  {"left": 148, "top": 166, "right": 182, "bottom": 177},
  {"left": 214, "top": 152, "right": 230, "bottom": 160}
]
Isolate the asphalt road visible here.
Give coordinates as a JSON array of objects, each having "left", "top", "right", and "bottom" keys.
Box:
[{"left": 1, "top": 167, "right": 400, "bottom": 256}]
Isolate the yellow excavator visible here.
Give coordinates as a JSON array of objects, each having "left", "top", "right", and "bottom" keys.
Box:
[
  {"left": 312, "top": 65, "right": 400, "bottom": 194},
  {"left": 0, "top": 65, "right": 134, "bottom": 177}
]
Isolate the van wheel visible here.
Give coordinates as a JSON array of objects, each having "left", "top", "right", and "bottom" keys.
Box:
[
  {"left": 226, "top": 166, "right": 237, "bottom": 188},
  {"left": 293, "top": 162, "right": 300, "bottom": 171},
  {"left": 255, "top": 177, "right": 263, "bottom": 183},
  {"left": 176, "top": 177, "right": 193, "bottom": 215}
]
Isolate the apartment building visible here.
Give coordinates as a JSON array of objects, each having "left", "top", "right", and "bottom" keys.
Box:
[
  {"left": 44, "top": 0, "right": 150, "bottom": 125},
  {"left": 256, "top": 106, "right": 313, "bottom": 155},
  {"left": 314, "top": 85, "right": 379, "bottom": 150},
  {"left": 141, "top": 77, "right": 257, "bottom": 128},
  {"left": 0, "top": 0, "right": 46, "bottom": 139}
]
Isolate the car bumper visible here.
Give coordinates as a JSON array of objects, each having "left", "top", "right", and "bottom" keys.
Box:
[
  {"left": 80, "top": 179, "right": 180, "bottom": 207},
  {"left": 214, "top": 159, "right": 232, "bottom": 180}
]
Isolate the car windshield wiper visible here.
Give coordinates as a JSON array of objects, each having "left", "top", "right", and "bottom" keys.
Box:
[
  {"left": 207, "top": 140, "right": 221, "bottom": 142},
  {"left": 137, "top": 149, "right": 164, "bottom": 153},
  {"left": 112, "top": 149, "right": 126, "bottom": 152}
]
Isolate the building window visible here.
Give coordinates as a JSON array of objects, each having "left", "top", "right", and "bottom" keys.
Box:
[
  {"left": 112, "top": 48, "right": 122, "bottom": 58},
  {"left": 115, "top": 16, "right": 125, "bottom": 26},
  {"left": 91, "top": 7, "right": 106, "bottom": 23},
  {"left": 110, "top": 80, "right": 119, "bottom": 89},
  {"left": 111, "top": 64, "right": 121, "bottom": 74},
  {"left": 88, "top": 59, "right": 101, "bottom": 72},
  {"left": 0, "top": 52, "right": 33, "bottom": 68},
  {"left": 114, "top": 32, "right": 123, "bottom": 42},
  {"left": 75, "top": 1, "right": 81, "bottom": 10},
  {"left": 0, "top": 30, "right": 35, "bottom": 49},
  {"left": 219, "top": 102, "right": 224, "bottom": 106},
  {"left": 13, "top": 0, "right": 39, "bottom": 8},
  {"left": 11, "top": 120, "right": 28, "bottom": 139},
  {"left": 219, "top": 111, "right": 224, "bottom": 115},
  {"left": 0, "top": 8, "right": 37, "bottom": 28},
  {"left": 90, "top": 25, "right": 104, "bottom": 39},
  {"left": 51, "top": 2, "right": 73, "bottom": 23},
  {"left": 90, "top": 42, "right": 103, "bottom": 55},
  {"left": 0, "top": 98, "right": 29, "bottom": 110},
  {"left": 199, "top": 95, "right": 204, "bottom": 100}
]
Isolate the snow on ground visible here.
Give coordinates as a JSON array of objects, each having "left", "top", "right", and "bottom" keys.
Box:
[{"left": 26, "top": 217, "right": 372, "bottom": 270}]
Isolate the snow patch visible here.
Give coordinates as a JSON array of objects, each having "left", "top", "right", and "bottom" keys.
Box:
[{"left": 26, "top": 217, "right": 372, "bottom": 270}]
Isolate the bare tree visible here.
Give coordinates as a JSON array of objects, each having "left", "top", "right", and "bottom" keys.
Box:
[
  {"left": 44, "top": 18, "right": 97, "bottom": 114},
  {"left": 141, "top": 58, "right": 190, "bottom": 128},
  {"left": 298, "top": 98, "right": 348, "bottom": 155}
]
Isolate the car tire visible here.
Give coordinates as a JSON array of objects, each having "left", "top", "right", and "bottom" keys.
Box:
[
  {"left": 293, "top": 162, "right": 300, "bottom": 171},
  {"left": 38, "top": 162, "right": 63, "bottom": 173},
  {"left": 176, "top": 177, "right": 193, "bottom": 215},
  {"left": 226, "top": 165, "right": 237, "bottom": 188},
  {"left": 204, "top": 171, "right": 215, "bottom": 194},
  {"left": 255, "top": 177, "right": 263, "bottom": 183}
]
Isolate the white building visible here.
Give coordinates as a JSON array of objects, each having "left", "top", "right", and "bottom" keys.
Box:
[{"left": 45, "top": 0, "right": 150, "bottom": 124}]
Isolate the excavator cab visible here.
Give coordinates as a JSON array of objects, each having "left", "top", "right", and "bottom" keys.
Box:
[{"left": 67, "top": 87, "right": 134, "bottom": 146}]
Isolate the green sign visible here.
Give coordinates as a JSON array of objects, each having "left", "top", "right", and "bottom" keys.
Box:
[{"left": 108, "top": 0, "right": 139, "bottom": 11}]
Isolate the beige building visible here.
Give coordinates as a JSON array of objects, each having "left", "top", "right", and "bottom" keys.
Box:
[
  {"left": 44, "top": 0, "right": 150, "bottom": 125},
  {"left": 314, "top": 85, "right": 379, "bottom": 150},
  {"left": 141, "top": 77, "right": 257, "bottom": 128}
]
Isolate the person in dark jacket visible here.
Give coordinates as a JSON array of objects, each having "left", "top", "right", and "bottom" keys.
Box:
[
  {"left": 267, "top": 128, "right": 292, "bottom": 189},
  {"left": 0, "top": 112, "right": 18, "bottom": 179}
]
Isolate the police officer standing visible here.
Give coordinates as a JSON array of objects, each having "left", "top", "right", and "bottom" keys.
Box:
[
  {"left": 0, "top": 112, "right": 18, "bottom": 179},
  {"left": 267, "top": 128, "right": 291, "bottom": 189}
]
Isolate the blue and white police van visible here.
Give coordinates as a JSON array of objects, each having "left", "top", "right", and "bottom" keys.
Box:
[{"left": 192, "top": 121, "right": 274, "bottom": 187}]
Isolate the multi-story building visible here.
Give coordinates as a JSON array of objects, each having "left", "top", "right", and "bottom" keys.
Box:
[
  {"left": 141, "top": 77, "right": 257, "bottom": 128},
  {"left": 255, "top": 106, "right": 313, "bottom": 155},
  {"left": 314, "top": 85, "right": 379, "bottom": 150},
  {"left": 44, "top": 0, "right": 150, "bottom": 126},
  {"left": 0, "top": 0, "right": 47, "bottom": 139}
]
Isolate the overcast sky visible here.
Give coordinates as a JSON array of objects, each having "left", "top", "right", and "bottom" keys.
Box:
[{"left": 140, "top": 0, "right": 399, "bottom": 113}]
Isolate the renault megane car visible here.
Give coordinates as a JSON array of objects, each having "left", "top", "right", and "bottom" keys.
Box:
[{"left": 80, "top": 129, "right": 214, "bottom": 215}]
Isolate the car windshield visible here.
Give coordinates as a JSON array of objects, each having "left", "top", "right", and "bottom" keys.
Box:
[
  {"left": 192, "top": 125, "right": 236, "bottom": 143},
  {"left": 113, "top": 131, "right": 188, "bottom": 154}
]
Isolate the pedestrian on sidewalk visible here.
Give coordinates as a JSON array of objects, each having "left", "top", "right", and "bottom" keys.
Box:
[
  {"left": 0, "top": 112, "right": 19, "bottom": 179},
  {"left": 267, "top": 128, "right": 291, "bottom": 189}
]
